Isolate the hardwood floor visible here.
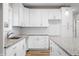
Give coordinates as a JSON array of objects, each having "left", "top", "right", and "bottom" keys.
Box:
[{"left": 26, "top": 49, "right": 50, "bottom": 56}]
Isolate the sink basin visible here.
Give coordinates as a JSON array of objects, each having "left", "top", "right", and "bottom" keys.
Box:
[{"left": 8, "top": 37, "right": 21, "bottom": 39}]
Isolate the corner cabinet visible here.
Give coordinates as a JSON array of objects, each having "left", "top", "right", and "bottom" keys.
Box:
[
  {"left": 12, "top": 3, "right": 24, "bottom": 26},
  {"left": 5, "top": 38, "right": 26, "bottom": 56}
]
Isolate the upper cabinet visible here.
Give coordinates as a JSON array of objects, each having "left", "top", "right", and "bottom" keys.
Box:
[
  {"left": 12, "top": 3, "right": 24, "bottom": 26},
  {"left": 12, "top": 4, "right": 62, "bottom": 27},
  {"left": 48, "top": 9, "right": 61, "bottom": 20},
  {"left": 3, "top": 3, "right": 13, "bottom": 31},
  {"left": 29, "top": 9, "right": 42, "bottom": 27},
  {"left": 29, "top": 9, "right": 49, "bottom": 27},
  {"left": 18, "top": 4, "right": 24, "bottom": 26},
  {"left": 40, "top": 9, "right": 49, "bottom": 27},
  {"left": 12, "top": 4, "right": 20, "bottom": 26},
  {"left": 23, "top": 7, "right": 30, "bottom": 27}
]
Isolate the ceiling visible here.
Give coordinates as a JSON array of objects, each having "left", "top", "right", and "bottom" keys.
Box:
[{"left": 23, "top": 3, "right": 79, "bottom": 13}]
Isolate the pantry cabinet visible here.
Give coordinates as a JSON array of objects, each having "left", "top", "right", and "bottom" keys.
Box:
[
  {"left": 28, "top": 36, "right": 49, "bottom": 49},
  {"left": 5, "top": 38, "right": 26, "bottom": 56},
  {"left": 61, "top": 7, "right": 73, "bottom": 38}
]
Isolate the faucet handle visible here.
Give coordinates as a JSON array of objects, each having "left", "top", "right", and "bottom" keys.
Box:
[{"left": 7, "top": 31, "right": 13, "bottom": 38}]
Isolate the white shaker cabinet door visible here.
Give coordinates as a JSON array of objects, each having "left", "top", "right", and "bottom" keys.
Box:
[
  {"left": 48, "top": 9, "right": 61, "bottom": 20},
  {"left": 18, "top": 4, "right": 24, "bottom": 26},
  {"left": 12, "top": 4, "right": 19, "bottom": 26},
  {"left": 38, "top": 36, "right": 49, "bottom": 49},
  {"left": 29, "top": 9, "right": 41, "bottom": 27},
  {"left": 23, "top": 7, "right": 29, "bottom": 27},
  {"left": 28, "top": 36, "right": 49, "bottom": 49},
  {"left": 40, "top": 9, "right": 49, "bottom": 27},
  {"left": 16, "top": 39, "right": 26, "bottom": 56},
  {"left": 28, "top": 36, "right": 38, "bottom": 49}
]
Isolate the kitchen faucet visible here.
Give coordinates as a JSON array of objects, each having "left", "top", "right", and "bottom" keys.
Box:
[{"left": 7, "top": 31, "right": 13, "bottom": 39}]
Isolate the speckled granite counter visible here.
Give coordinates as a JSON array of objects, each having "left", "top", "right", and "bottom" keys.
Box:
[
  {"left": 4, "top": 34, "right": 48, "bottom": 48},
  {"left": 22, "top": 33, "right": 49, "bottom": 36},
  {"left": 4, "top": 35, "right": 28, "bottom": 48},
  {"left": 4, "top": 38, "right": 23, "bottom": 48},
  {"left": 49, "top": 36, "right": 79, "bottom": 56}
]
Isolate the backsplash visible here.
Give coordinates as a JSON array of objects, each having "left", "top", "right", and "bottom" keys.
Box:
[
  {"left": 12, "top": 27, "right": 21, "bottom": 35},
  {"left": 4, "top": 27, "right": 21, "bottom": 42},
  {"left": 20, "top": 27, "right": 48, "bottom": 34}
]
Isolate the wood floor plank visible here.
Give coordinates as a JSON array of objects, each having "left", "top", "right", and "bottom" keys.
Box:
[{"left": 26, "top": 49, "right": 50, "bottom": 56}]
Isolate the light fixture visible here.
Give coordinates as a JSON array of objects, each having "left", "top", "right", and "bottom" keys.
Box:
[{"left": 65, "top": 11, "right": 69, "bottom": 16}]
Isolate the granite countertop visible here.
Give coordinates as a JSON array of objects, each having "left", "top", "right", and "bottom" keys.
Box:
[
  {"left": 4, "top": 35, "right": 28, "bottom": 48},
  {"left": 23, "top": 33, "right": 49, "bottom": 36},
  {"left": 4, "top": 33, "right": 48, "bottom": 48},
  {"left": 4, "top": 38, "right": 23, "bottom": 48},
  {"left": 49, "top": 36, "right": 79, "bottom": 56}
]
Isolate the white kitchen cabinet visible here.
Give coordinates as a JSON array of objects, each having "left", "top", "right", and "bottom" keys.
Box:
[
  {"left": 28, "top": 36, "right": 49, "bottom": 49},
  {"left": 12, "top": 4, "right": 20, "bottom": 26},
  {"left": 16, "top": 38, "right": 26, "bottom": 56},
  {"left": 3, "top": 3, "right": 13, "bottom": 31},
  {"left": 23, "top": 7, "right": 29, "bottom": 27},
  {"left": 8, "top": 4, "right": 13, "bottom": 30},
  {"left": 61, "top": 7, "right": 73, "bottom": 38},
  {"left": 18, "top": 4, "right": 24, "bottom": 26},
  {"left": 50, "top": 40, "right": 68, "bottom": 56},
  {"left": 29, "top": 9, "right": 49, "bottom": 27},
  {"left": 5, "top": 38, "right": 26, "bottom": 56},
  {"left": 12, "top": 3, "right": 24, "bottom": 26},
  {"left": 29, "top": 9, "right": 41, "bottom": 27},
  {"left": 48, "top": 9, "right": 61, "bottom": 20},
  {"left": 40, "top": 9, "right": 49, "bottom": 27}
]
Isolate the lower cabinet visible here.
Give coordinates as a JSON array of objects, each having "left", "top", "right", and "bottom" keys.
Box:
[
  {"left": 50, "top": 40, "right": 68, "bottom": 56},
  {"left": 5, "top": 38, "right": 26, "bottom": 56},
  {"left": 28, "top": 36, "right": 49, "bottom": 50}
]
